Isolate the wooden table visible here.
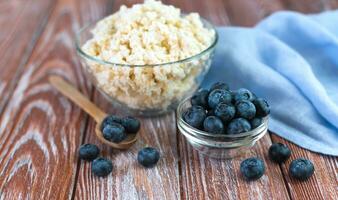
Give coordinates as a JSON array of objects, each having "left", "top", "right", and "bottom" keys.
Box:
[{"left": 0, "top": 0, "right": 337, "bottom": 199}]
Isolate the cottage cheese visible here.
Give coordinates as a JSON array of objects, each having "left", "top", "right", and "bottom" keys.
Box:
[{"left": 81, "top": 0, "right": 216, "bottom": 112}]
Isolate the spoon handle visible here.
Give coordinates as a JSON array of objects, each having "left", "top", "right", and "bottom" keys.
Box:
[{"left": 49, "top": 75, "right": 106, "bottom": 123}]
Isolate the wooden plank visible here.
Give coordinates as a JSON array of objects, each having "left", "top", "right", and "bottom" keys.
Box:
[
  {"left": 168, "top": 0, "right": 290, "bottom": 199},
  {"left": 74, "top": 92, "right": 180, "bottom": 200},
  {"left": 74, "top": 1, "right": 180, "bottom": 199},
  {"left": 0, "top": 0, "right": 108, "bottom": 199},
  {"left": 283, "top": 0, "right": 329, "bottom": 13},
  {"left": 0, "top": 0, "right": 55, "bottom": 114},
  {"left": 222, "top": 0, "right": 285, "bottom": 26},
  {"left": 271, "top": 134, "right": 338, "bottom": 200},
  {"left": 179, "top": 134, "right": 290, "bottom": 200}
]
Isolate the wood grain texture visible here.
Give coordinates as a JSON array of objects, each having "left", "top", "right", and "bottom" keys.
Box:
[
  {"left": 74, "top": 92, "right": 180, "bottom": 200},
  {"left": 1, "top": 0, "right": 338, "bottom": 199},
  {"left": 0, "top": 0, "right": 105, "bottom": 199},
  {"left": 0, "top": 0, "right": 55, "bottom": 114},
  {"left": 179, "top": 134, "right": 290, "bottom": 200},
  {"left": 271, "top": 134, "right": 338, "bottom": 200}
]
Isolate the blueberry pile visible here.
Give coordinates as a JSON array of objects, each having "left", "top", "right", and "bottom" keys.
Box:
[
  {"left": 184, "top": 82, "right": 270, "bottom": 134},
  {"left": 101, "top": 115, "right": 140, "bottom": 143},
  {"left": 240, "top": 143, "right": 314, "bottom": 181}
]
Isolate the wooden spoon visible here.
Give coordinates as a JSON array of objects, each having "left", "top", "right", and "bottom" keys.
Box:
[{"left": 49, "top": 75, "right": 138, "bottom": 149}]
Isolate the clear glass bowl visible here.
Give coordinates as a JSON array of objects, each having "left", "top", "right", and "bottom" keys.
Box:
[
  {"left": 177, "top": 97, "right": 268, "bottom": 159},
  {"left": 75, "top": 17, "right": 218, "bottom": 116}
]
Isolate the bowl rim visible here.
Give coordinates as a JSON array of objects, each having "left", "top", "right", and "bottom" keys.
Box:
[
  {"left": 75, "top": 15, "right": 218, "bottom": 67},
  {"left": 177, "top": 96, "right": 269, "bottom": 139}
]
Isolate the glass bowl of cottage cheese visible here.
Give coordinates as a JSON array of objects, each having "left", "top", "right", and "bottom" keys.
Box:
[{"left": 76, "top": 0, "right": 218, "bottom": 116}]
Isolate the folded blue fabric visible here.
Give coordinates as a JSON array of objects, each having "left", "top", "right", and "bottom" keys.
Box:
[{"left": 203, "top": 11, "right": 338, "bottom": 156}]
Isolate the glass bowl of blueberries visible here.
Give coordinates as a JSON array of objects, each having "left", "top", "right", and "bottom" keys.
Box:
[{"left": 177, "top": 82, "right": 270, "bottom": 159}]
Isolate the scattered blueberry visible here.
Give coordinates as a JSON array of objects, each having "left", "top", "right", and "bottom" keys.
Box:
[
  {"left": 78, "top": 144, "right": 100, "bottom": 161},
  {"left": 102, "top": 123, "right": 127, "bottom": 143},
  {"left": 91, "top": 157, "right": 113, "bottom": 177},
  {"left": 101, "top": 115, "right": 122, "bottom": 131},
  {"left": 183, "top": 106, "right": 206, "bottom": 129},
  {"left": 250, "top": 117, "right": 263, "bottom": 129},
  {"left": 227, "top": 118, "right": 251, "bottom": 134},
  {"left": 240, "top": 157, "right": 265, "bottom": 181},
  {"left": 121, "top": 116, "right": 140, "bottom": 133},
  {"left": 253, "top": 98, "right": 270, "bottom": 117},
  {"left": 268, "top": 143, "right": 291, "bottom": 163},
  {"left": 203, "top": 116, "right": 225, "bottom": 134},
  {"left": 214, "top": 103, "right": 235, "bottom": 123},
  {"left": 137, "top": 147, "right": 160, "bottom": 168},
  {"left": 234, "top": 88, "right": 255, "bottom": 102},
  {"left": 208, "top": 89, "right": 232, "bottom": 109},
  {"left": 289, "top": 158, "right": 314, "bottom": 180},
  {"left": 191, "top": 89, "right": 209, "bottom": 109},
  {"left": 210, "top": 82, "right": 229, "bottom": 91},
  {"left": 236, "top": 100, "right": 256, "bottom": 119}
]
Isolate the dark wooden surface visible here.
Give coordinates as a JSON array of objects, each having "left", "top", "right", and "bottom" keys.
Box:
[{"left": 0, "top": 0, "right": 337, "bottom": 199}]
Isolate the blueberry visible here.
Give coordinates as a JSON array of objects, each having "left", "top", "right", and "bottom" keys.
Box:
[
  {"left": 240, "top": 157, "right": 265, "bottom": 181},
  {"left": 214, "top": 103, "right": 235, "bottom": 123},
  {"left": 101, "top": 115, "right": 122, "bottom": 131},
  {"left": 268, "top": 143, "right": 291, "bottom": 163},
  {"left": 236, "top": 100, "right": 256, "bottom": 119},
  {"left": 137, "top": 147, "right": 160, "bottom": 168},
  {"left": 289, "top": 158, "right": 314, "bottom": 180},
  {"left": 121, "top": 116, "right": 140, "bottom": 133},
  {"left": 208, "top": 89, "right": 232, "bottom": 109},
  {"left": 91, "top": 157, "right": 113, "bottom": 177},
  {"left": 102, "top": 123, "right": 126, "bottom": 143},
  {"left": 234, "top": 88, "right": 255, "bottom": 102},
  {"left": 250, "top": 117, "right": 263, "bottom": 129},
  {"left": 210, "top": 82, "right": 229, "bottom": 91},
  {"left": 253, "top": 98, "right": 270, "bottom": 117},
  {"left": 203, "top": 116, "right": 225, "bottom": 134},
  {"left": 183, "top": 106, "right": 206, "bottom": 129},
  {"left": 78, "top": 144, "right": 100, "bottom": 161},
  {"left": 227, "top": 118, "right": 251, "bottom": 134},
  {"left": 191, "top": 89, "right": 209, "bottom": 109}
]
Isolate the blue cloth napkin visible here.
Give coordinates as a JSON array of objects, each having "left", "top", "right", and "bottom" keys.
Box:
[{"left": 202, "top": 11, "right": 338, "bottom": 156}]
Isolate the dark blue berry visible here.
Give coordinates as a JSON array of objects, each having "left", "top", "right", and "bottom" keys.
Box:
[
  {"left": 208, "top": 89, "right": 232, "bottom": 109},
  {"left": 268, "top": 143, "right": 291, "bottom": 163},
  {"left": 137, "top": 147, "right": 160, "bottom": 168},
  {"left": 101, "top": 115, "right": 122, "bottom": 131},
  {"left": 240, "top": 157, "right": 265, "bottom": 181},
  {"left": 214, "top": 103, "right": 235, "bottom": 123},
  {"left": 234, "top": 88, "right": 255, "bottom": 102},
  {"left": 121, "top": 116, "right": 140, "bottom": 133},
  {"left": 203, "top": 116, "right": 225, "bottom": 134},
  {"left": 79, "top": 144, "right": 100, "bottom": 161},
  {"left": 289, "top": 158, "right": 314, "bottom": 180},
  {"left": 91, "top": 157, "right": 113, "bottom": 177},
  {"left": 102, "top": 123, "right": 126, "bottom": 143},
  {"left": 250, "top": 117, "right": 263, "bottom": 129},
  {"left": 191, "top": 89, "right": 209, "bottom": 109},
  {"left": 253, "top": 98, "right": 270, "bottom": 117},
  {"left": 183, "top": 106, "right": 206, "bottom": 129},
  {"left": 227, "top": 118, "right": 251, "bottom": 134},
  {"left": 210, "top": 82, "right": 229, "bottom": 91},
  {"left": 236, "top": 100, "right": 256, "bottom": 119}
]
